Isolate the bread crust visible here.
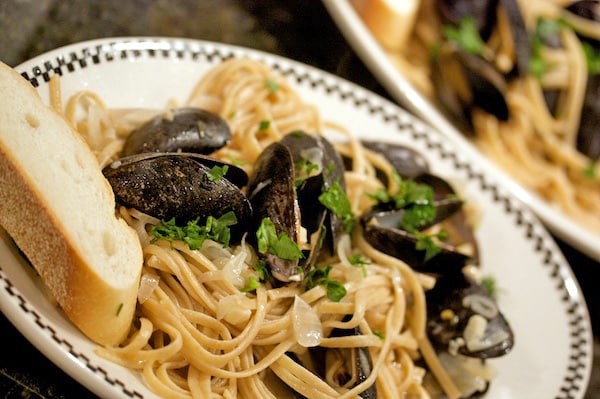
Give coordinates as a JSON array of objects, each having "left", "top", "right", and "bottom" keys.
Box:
[{"left": 0, "top": 62, "right": 143, "bottom": 345}]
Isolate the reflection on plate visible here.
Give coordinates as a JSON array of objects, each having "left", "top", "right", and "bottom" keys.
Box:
[
  {"left": 0, "top": 37, "right": 593, "bottom": 398},
  {"left": 322, "top": 0, "right": 600, "bottom": 262}
]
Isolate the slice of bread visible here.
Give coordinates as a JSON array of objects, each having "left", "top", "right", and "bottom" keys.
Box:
[
  {"left": 0, "top": 61, "right": 143, "bottom": 345},
  {"left": 351, "top": 0, "right": 420, "bottom": 52}
]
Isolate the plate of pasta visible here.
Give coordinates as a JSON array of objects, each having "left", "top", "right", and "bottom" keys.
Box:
[
  {"left": 323, "top": 0, "right": 600, "bottom": 262},
  {"left": 0, "top": 37, "right": 593, "bottom": 399}
]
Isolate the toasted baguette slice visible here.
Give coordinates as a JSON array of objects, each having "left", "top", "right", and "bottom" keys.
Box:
[
  {"left": 0, "top": 61, "right": 143, "bottom": 345},
  {"left": 351, "top": 0, "right": 420, "bottom": 52}
]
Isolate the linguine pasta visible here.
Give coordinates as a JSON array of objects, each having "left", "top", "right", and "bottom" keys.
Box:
[{"left": 55, "top": 57, "right": 490, "bottom": 399}]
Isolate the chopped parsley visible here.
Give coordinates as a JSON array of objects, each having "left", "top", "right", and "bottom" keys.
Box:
[
  {"left": 370, "top": 174, "right": 437, "bottom": 232},
  {"left": 584, "top": 159, "right": 597, "bottom": 179},
  {"left": 241, "top": 260, "right": 270, "bottom": 292},
  {"left": 116, "top": 303, "right": 124, "bottom": 316},
  {"left": 256, "top": 218, "right": 304, "bottom": 261},
  {"left": 319, "top": 180, "right": 356, "bottom": 234},
  {"left": 583, "top": 41, "right": 600, "bottom": 75},
  {"left": 150, "top": 211, "right": 238, "bottom": 249},
  {"left": 306, "top": 265, "right": 347, "bottom": 302},
  {"left": 415, "top": 230, "right": 449, "bottom": 261},
  {"left": 265, "top": 78, "right": 279, "bottom": 93},
  {"left": 348, "top": 253, "right": 369, "bottom": 277},
  {"left": 443, "top": 16, "right": 485, "bottom": 56},
  {"left": 481, "top": 275, "right": 497, "bottom": 298},
  {"left": 296, "top": 157, "right": 320, "bottom": 178},
  {"left": 530, "top": 18, "right": 563, "bottom": 79},
  {"left": 207, "top": 165, "right": 229, "bottom": 182},
  {"left": 253, "top": 259, "right": 271, "bottom": 282},
  {"left": 241, "top": 275, "right": 261, "bottom": 292},
  {"left": 258, "top": 120, "right": 271, "bottom": 131},
  {"left": 373, "top": 331, "right": 385, "bottom": 340}
]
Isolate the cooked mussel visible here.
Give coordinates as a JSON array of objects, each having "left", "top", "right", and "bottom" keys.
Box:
[
  {"left": 121, "top": 107, "right": 231, "bottom": 156},
  {"left": 247, "top": 132, "right": 349, "bottom": 282},
  {"left": 287, "top": 323, "right": 377, "bottom": 399},
  {"left": 247, "top": 141, "right": 302, "bottom": 282},
  {"left": 432, "top": 45, "right": 509, "bottom": 127},
  {"left": 426, "top": 272, "right": 514, "bottom": 359},
  {"left": 323, "top": 325, "right": 377, "bottom": 399},
  {"left": 433, "top": 0, "right": 533, "bottom": 128},
  {"left": 436, "top": 0, "right": 498, "bottom": 40},
  {"left": 281, "top": 131, "right": 347, "bottom": 253},
  {"left": 361, "top": 140, "right": 430, "bottom": 181},
  {"left": 362, "top": 171, "right": 477, "bottom": 274},
  {"left": 103, "top": 152, "right": 251, "bottom": 240}
]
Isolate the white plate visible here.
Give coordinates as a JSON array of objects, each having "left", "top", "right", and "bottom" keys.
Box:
[
  {"left": 322, "top": 0, "right": 600, "bottom": 262},
  {"left": 0, "top": 37, "right": 593, "bottom": 399}
]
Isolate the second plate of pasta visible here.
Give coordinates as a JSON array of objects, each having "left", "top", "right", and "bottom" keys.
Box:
[{"left": 323, "top": 0, "right": 600, "bottom": 262}]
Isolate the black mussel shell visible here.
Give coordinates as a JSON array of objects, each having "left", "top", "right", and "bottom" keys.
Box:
[
  {"left": 103, "top": 152, "right": 251, "bottom": 241},
  {"left": 361, "top": 140, "right": 430, "bottom": 181},
  {"left": 247, "top": 142, "right": 301, "bottom": 282},
  {"left": 121, "top": 107, "right": 231, "bottom": 156},
  {"left": 426, "top": 273, "right": 514, "bottom": 359}
]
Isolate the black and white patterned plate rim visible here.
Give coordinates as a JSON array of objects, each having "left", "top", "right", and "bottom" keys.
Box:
[{"left": 2, "top": 37, "right": 592, "bottom": 399}]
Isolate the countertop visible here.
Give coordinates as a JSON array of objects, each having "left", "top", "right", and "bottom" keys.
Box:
[{"left": 0, "top": 0, "right": 597, "bottom": 398}]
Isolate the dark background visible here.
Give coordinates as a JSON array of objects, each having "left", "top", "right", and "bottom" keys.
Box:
[{"left": 0, "top": 0, "right": 597, "bottom": 398}]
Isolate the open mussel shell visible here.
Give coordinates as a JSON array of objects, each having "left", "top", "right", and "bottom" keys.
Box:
[
  {"left": 436, "top": 0, "right": 498, "bottom": 40},
  {"left": 361, "top": 140, "right": 430, "bottom": 181},
  {"left": 363, "top": 172, "right": 478, "bottom": 274},
  {"left": 121, "top": 107, "right": 231, "bottom": 156},
  {"left": 362, "top": 211, "right": 473, "bottom": 275},
  {"left": 280, "top": 131, "right": 347, "bottom": 253},
  {"left": 103, "top": 152, "right": 251, "bottom": 240},
  {"left": 433, "top": 45, "right": 509, "bottom": 126},
  {"left": 247, "top": 141, "right": 302, "bottom": 282},
  {"left": 426, "top": 273, "right": 514, "bottom": 359},
  {"left": 248, "top": 132, "right": 349, "bottom": 282}
]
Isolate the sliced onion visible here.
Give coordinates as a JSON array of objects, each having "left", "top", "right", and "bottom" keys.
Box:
[
  {"left": 216, "top": 294, "right": 252, "bottom": 325},
  {"left": 437, "top": 352, "right": 496, "bottom": 398},
  {"left": 138, "top": 272, "right": 160, "bottom": 304},
  {"left": 292, "top": 295, "right": 322, "bottom": 347}
]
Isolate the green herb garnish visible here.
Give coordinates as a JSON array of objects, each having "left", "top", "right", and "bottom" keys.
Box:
[
  {"left": 306, "top": 265, "right": 347, "bottom": 302},
  {"left": 259, "top": 120, "right": 271, "bottom": 131},
  {"left": 481, "top": 275, "right": 497, "bottom": 298},
  {"left": 253, "top": 259, "right": 271, "bottom": 282},
  {"left": 241, "top": 275, "right": 261, "bottom": 292},
  {"left": 530, "top": 18, "right": 563, "bottom": 79},
  {"left": 373, "top": 331, "right": 385, "bottom": 340},
  {"left": 207, "top": 165, "right": 229, "bottom": 182},
  {"left": 256, "top": 218, "right": 304, "bottom": 261},
  {"left": 266, "top": 78, "right": 279, "bottom": 93},
  {"left": 583, "top": 41, "right": 600, "bottom": 75},
  {"left": 370, "top": 174, "right": 437, "bottom": 231},
  {"left": 150, "top": 211, "right": 238, "bottom": 249},
  {"left": 319, "top": 181, "right": 355, "bottom": 234},
  {"left": 116, "top": 303, "right": 124, "bottom": 316},
  {"left": 584, "top": 159, "right": 597, "bottom": 179},
  {"left": 443, "top": 16, "right": 485, "bottom": 55},
  {"left": 415, "top": 230, "right": 449, "bottom": 261},
  {"left": 348, "top": 253, "right": 369, "bottom": 277}
]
